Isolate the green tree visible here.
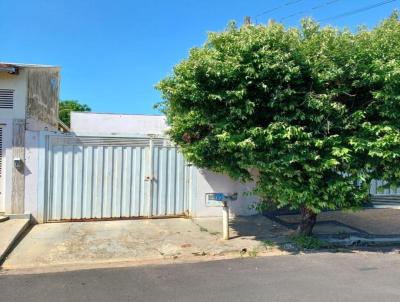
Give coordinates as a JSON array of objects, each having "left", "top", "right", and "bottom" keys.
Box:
[
  {"left": 157, "top": 13, "right": 400, "bottom": 235},
  {"left": 59, "top": 100, "right": 91, "bottom": 127}
]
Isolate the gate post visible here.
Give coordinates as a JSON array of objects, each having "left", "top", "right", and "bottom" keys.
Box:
[
  {"left": 37, "top": 131, "right": 50, "bottom": 223},
  {"left": 222, "top": 201, "right": 229, "bottom": 240},
  {"left": 146, "top": 137, "right": 154, "bottom": 217}
]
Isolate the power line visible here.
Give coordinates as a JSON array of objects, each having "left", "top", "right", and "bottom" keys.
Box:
[
  {"left": 319, "top": 0, "right": 397, "bottom": 22},
  {"left": 254, "top": 0, "right": 307, "bottom": 20},
  {"left": 280, "top": 0, "right": 343, "bottom": 21},
  {"left": 252, "top": 0, "right": 397, "bottom": 25}
]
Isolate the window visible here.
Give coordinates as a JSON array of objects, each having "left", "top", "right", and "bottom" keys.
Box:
[{"left": 0, "top": 89, "right": 14, "bottom": 109}]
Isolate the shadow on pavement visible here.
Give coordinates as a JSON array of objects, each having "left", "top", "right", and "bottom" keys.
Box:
[{"left": 228, "top": 209, "right": 400, "bottom": 255}]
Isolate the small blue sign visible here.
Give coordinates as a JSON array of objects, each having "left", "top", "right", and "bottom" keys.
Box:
[
  {"left": 205, "top": 193, "right": 225, "bottom": 207},
  {"left": 205, "top": 193, "right": 238, "bottom": 207},
  {"left": 214, "top": 193, "right": 224, "bottom": 201}
]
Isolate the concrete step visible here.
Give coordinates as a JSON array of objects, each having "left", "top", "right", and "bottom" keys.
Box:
[
  {"left": 0, "top": 218, "right": 31, "bottom": 264},
  {"left": 0, "top": 216, "right": 10, "bottom": 223},
  {"left": 371, "top": 195, "right": 400, "bottom": 201},
  {"left": 370, "top": 195, "right": 400, "bottom": 209}
]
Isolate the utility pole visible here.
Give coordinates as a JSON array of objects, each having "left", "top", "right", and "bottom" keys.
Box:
[{"left": 244, "top": 16, "right": 251, "bottom": 25}]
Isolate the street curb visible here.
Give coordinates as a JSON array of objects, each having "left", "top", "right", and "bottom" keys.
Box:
[
  {"left": 6, "top": 214, "right": 32, "bottom": 220},
  {"left": 0, "top": 216, "right": 9, "bottom": 223},
  {"left": 0, "top": 248, "right": 289, "bottom": 275},
  {"left": 324, "top": 236, "right": 400, "bottom": 247}
]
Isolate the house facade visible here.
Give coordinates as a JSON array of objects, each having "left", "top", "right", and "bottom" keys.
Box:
[
  {"left": 0, "top": 62, "right": 257, "bottom": 223},
  {"left": 0, "top": 63, "right": 60, "bottom": 216}
]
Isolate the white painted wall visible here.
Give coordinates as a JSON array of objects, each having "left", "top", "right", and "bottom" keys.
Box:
[
  {"left": 193, "top": 169, "right": 257, "bottom": 217},
  {"left": 0, "top": 65, "right": 61, "bottom": 216},
  {"left": 0, "top": 70, "right": 27, "bottom": 213},
  {"left": 26, "top": 118, "right": 57, "bottom": 132},
  {"left": 0, "top": 70, "right": 27, "bottom": 120},
  {"left": 24, "top": 130, "right": 40, "bottom": 219},
  {"left": 71, "top": 112, "right": 168, "bottom": 136}
]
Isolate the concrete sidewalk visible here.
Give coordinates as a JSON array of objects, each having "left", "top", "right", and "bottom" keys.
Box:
[
  {"left": 275, "top": 208, "right": 400, "bottom": 235},
  {"left": 2, "top": 217, "right": 288, "bottom": 271},
  {"left": 0, "top": 218, "right": 31, "bottom": 264},
  {"left": 274, "top": 208, "right": 400, "bottom": 246},
  {"left": 3, "top": 209, "right": 399, "bottom": 272}
]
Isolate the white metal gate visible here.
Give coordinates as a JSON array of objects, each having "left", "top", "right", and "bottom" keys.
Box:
[{"left": 42, "top": 134, "right": 193, "bottom": 222}]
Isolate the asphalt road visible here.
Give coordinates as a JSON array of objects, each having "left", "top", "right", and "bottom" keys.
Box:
[{"left": 1, "top": 252, "right": 400, "bottom": 302}]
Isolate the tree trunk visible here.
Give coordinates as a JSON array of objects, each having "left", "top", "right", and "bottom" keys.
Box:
[{"left": 296, "top": 207, "right": 317, "bottom": 236}]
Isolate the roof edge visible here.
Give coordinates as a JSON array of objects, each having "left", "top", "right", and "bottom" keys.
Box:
[
  {"left": 0, "top": 62, "right": 61, "bottom": 69},
  {"left": 71, "top": 112, "right": 165, "bottom": 117}
]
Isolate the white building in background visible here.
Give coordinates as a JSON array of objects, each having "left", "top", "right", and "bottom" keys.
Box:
[{"left": 71, "top": 112, "right": 168, "bottom": 136}]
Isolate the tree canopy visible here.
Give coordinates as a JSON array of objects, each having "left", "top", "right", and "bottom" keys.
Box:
[
  {"left": 59, "top": 100, "right": 91, "bottom": 127},
  {"left": 156, "top": 13, "right": 400, "bottom": 234}
]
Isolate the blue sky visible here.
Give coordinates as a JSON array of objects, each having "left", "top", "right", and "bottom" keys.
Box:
[{"left": 1, "top": 0, "right": 399, "bottom": 114}]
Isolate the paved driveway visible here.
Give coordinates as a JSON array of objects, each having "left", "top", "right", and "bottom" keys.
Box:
[{"left": 2, "top": 217, "right": 288, "bottom": 271}]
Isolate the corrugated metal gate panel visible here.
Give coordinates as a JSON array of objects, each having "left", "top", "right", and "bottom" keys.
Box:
[
  {"left": 151, "top": 147, "right": 187, "bottom": 216},
  {"left": 370, "top": 179, "right": 400, "bottom": 195},
  {"left": 44, "top": 135, "right": 191, "bottom": 221}
]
